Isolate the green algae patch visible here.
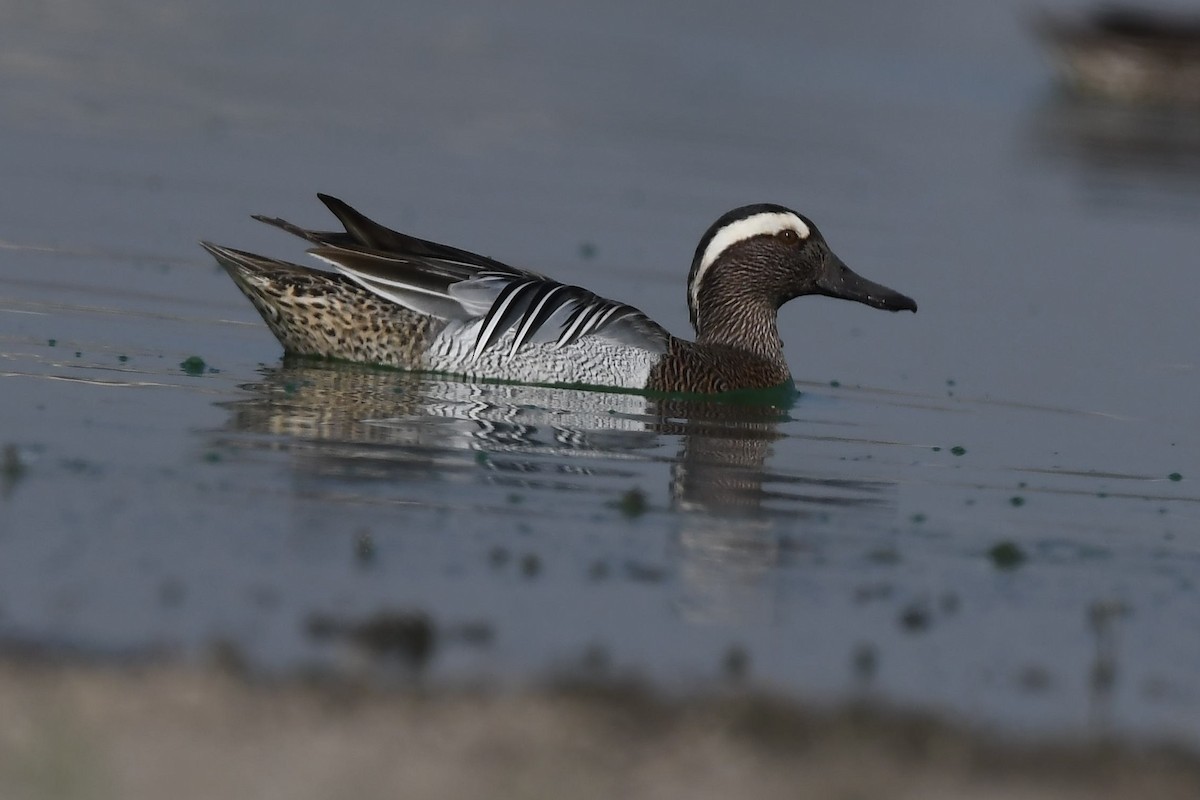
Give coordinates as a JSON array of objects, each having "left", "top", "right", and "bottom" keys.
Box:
[
  {"left": 180, "top": 356, "right": 207, "bottom": 376},
  {"left": 988, "top": 541, "right": 1027, "bottom": 570},
  {"left": 520, "top": 553, "right": 542, "bottom": 579},
  {"left": 354, "top": 532, "right": 376, "bottom": 566},
  {"left": 306, "top": 610, "right": 435, "bottom": 667},
  {"left": 2, "top": 444, "right": 27, "bottom": 497},
  {"left": 899, "top": 602, "right": 931, "bottom": 633},
  {"left": 613, "top": 487, "right": 648, "bottom": 518},
  {"left": 722, "top": 644, "right": 750, "bottom": 681}
]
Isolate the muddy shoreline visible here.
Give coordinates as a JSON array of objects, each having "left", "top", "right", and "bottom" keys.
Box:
[{"left": 1, "top": 658, "right": 1196, "bottom": 800}]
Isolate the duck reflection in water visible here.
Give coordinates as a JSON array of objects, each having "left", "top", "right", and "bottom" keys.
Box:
[{"left": 218, "top": 359, "right": 898, "bottom": 621}]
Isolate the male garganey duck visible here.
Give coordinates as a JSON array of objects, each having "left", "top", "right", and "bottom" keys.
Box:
[{"left": 202, "top": 196, "right": 917, "bottom": 394}]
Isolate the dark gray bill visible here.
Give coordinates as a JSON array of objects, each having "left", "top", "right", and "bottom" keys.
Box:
[{"left": 817, "top": 253, "right": 917, "bottom": 312}]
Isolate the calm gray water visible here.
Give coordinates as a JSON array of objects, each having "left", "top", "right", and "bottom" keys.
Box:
[{"left": 1, "top": 0, "right": 1199, "bottom": 745}]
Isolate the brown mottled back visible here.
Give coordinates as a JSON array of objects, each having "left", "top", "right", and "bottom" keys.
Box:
[{"left": 212, "top": 247, "right": 440, "bottom": 368}]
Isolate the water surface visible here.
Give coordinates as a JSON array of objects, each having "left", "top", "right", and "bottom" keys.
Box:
[{"left": 1, "top": 0, "right": 1198, "bottom": 747}]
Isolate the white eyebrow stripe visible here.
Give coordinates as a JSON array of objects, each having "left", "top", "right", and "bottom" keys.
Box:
[{"left": 690, "top": 211, "right": 809, "bottom": 315}]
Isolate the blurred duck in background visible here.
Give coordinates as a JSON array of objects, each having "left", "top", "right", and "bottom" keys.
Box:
[{"left": 1036, "top": 6, "right": 1200, "bottom": 105}]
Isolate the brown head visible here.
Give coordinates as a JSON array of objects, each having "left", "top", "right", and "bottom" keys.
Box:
[{"left": 686, "top": 204, "right": 917, "bottom": 356}]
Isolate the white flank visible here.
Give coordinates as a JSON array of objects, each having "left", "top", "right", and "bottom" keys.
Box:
[
  {"left": 425, "top": 320, "right": 659, "bottom": 390},
  {"left": 691, "top": 211, "right": 810, "bottom": 315}
]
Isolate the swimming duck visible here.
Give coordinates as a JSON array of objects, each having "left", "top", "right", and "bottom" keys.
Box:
[
  {"left": 202, "top": 195, "right": 916, "bottom": 394},
  {"left": 1036, "top": 6, "right": 1200, "bottom": 105}
]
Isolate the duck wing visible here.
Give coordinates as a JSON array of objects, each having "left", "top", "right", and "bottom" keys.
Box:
[
  {"left": 254, "top": 194, "right": 529, "bottom": 278},
  {"left": 258, "top": 195, "right": 669, "bottom": 359},
  {"left": 315, "top": 246, "right": 669, "bottom": 359}
]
